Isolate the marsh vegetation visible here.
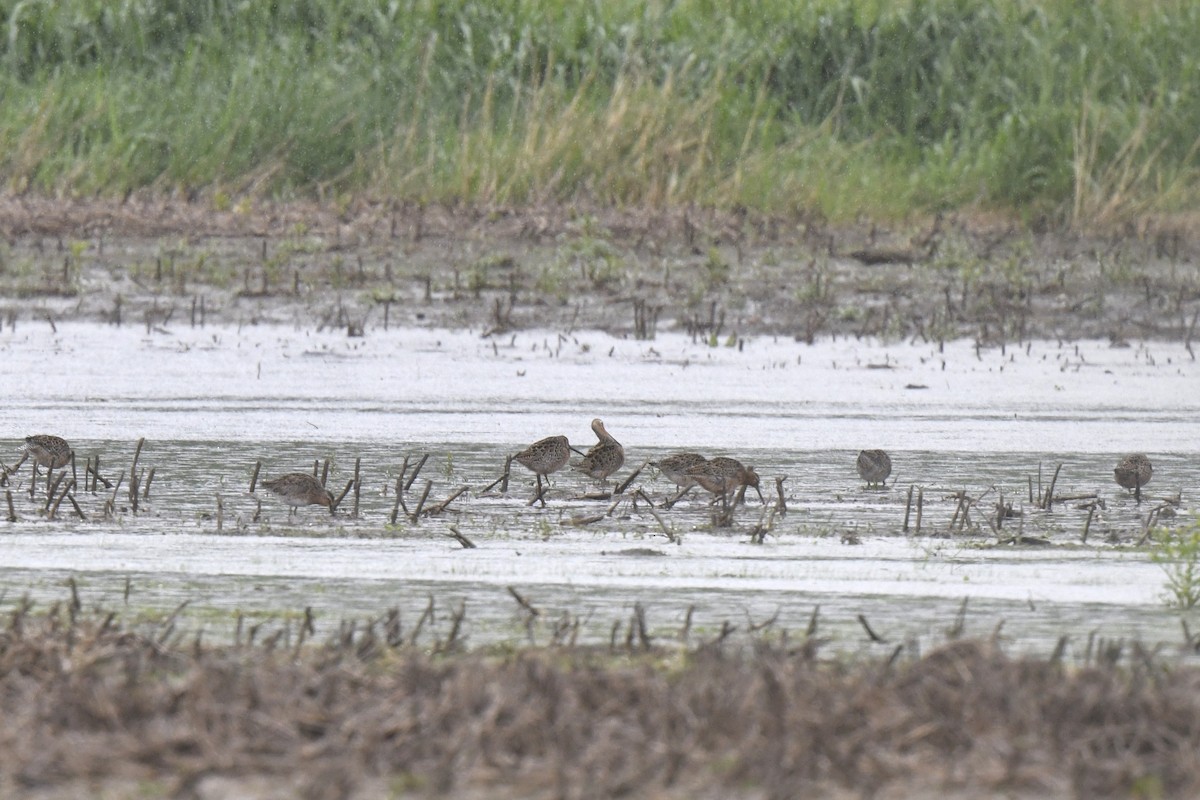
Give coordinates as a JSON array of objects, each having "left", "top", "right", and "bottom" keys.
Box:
[{"left": 2, "top": 0, "right": 1200, "bottom": 228}]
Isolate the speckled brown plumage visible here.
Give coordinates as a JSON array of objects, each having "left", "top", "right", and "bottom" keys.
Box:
[
  {"left": 687, "top": 456, "right": 762, "bottom": 503},
  {"left": 1113, "top": 453, "right": 1153, "bottom": 502},
  {"left": 515, "top": 435, "right": 573, "bottom": 506},
  {"left": 261, "top": 472, "right": 334, "bottom": 515},
  {"left": 23, "top": 435, "right": 72, "bottom": 470},
  {"left": 653, "top": 452, "right": 706, "bottom": 488},
  {"left": 856, "top": 449, "right": 892, "bottom": 488},
  {"left": 652, "top": 451, "right": 706, "bottom": 505},
  {"left": 575, "top": 418, "right": 625, "bottom": 487}
]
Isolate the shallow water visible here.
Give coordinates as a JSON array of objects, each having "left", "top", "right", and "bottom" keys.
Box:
[{"left": 0, "top": 323, "right": 1196, "bottom": 657}]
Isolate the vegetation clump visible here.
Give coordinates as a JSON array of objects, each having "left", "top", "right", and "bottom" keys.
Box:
[
  {"left": 1, "top": 0, "right": 1199, "bottom": 226},
  {"left": 1153, "top": 514, "right": 1200, "bottom": 610},
  {"left": 2, "top": 601, "right": 1200, "bottom": 798}
]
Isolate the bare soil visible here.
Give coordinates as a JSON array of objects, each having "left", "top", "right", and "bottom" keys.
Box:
[
  {"left": 3, "top": 603, "right": 1199, "bottom": 800},
  {"left": 1, "top": 196, "right": 1198, "bottom": 344}
]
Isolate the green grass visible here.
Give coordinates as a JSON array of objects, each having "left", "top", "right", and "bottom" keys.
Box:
[
  {"left": 2, "top": 0, "right": 1199, "bottom": 226},
  {"left": 1152, "top": 514, "right": 1200, "bottom": 610}
]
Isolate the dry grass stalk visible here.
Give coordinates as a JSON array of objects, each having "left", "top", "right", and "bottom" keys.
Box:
[
  {"left": 332, "top": 479, "right": 355, "bottom": 512},
  {"left": 915, "top": 487, "right": 924, "bottom": 534},
  {"left": 425, "top": 485, "right": 469, "bottom": 517},
  {"left": 480, "top": 455, "right": 511, "bottom": 494},
  {"left": 409, "top": 595, "right": 435, "bottom": 646},
  {"left": 404, "top": 454, "right": 429, "bottom": 491},
  {"left": 352, "top": 456, "right": 362, "bottom": 517},
  {"left": 128, "top": 437, "right": 145, "bottom": 513},
  {"left": 43, "top": 472, "right": 67, "bottom": 513},
  {"left": 446, "top": 525, "right": 476, "bottom": 549},
  {"left": 614, "top": 461, "right": 644, "bottom": 495},
  {"left": 390, "top": 465, "right": 409, "bottom": 525},
  {"left": 507, "top": 586, "right": 540, "bottom": 619},
  {"left": 857, "top": 613, "right": 887, "bottom": 643},
  {"left": 903, "top": 484, "right": 915, "bottom": 531},
  {"left": 409, "top": 480, "right": 433, "bottom": 523},
  {"left": 646, "top": 504, "right": 676, "bottom": 543},
  {"left": 48, "top": 479, "right": 80, "bottom": 521}
]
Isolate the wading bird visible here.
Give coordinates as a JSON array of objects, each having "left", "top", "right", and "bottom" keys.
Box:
[
  {"left": 9, "top": 435, "right": 73, "bottom": 495},
  {"left": 514, "top": 435, "right": 577, "bottom": 507},
  {"left": 651, "top": 452, "right": 706, "bottom": 506},
  {"left": 856, "top": 449, "right": 892, "bottom": 488},
  {"left": 1113, "top": 453, "right": 1153, "bottom": 503},
  {"left": 261, "top": 472, "right": 335, "bottom": 516},
  {"left": 687, "top": 456, "right": 763, "bottom": 505},
  {"left": 575, "top": 418, "right": 625, "bottom": 491}
]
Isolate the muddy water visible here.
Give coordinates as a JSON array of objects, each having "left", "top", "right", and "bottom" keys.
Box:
[{"left": 0, "top": 323, "right": 1197, "bottom": 656}]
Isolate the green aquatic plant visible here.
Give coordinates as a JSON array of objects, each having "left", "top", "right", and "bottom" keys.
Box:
[{"left": 1151, "top": 514, "right": 1200, "bottom": 610}]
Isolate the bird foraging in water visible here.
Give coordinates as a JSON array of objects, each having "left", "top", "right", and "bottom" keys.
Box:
[
  {"left": 687, "top": 456, "right": 763, "bottom": 505},
  {"left": 22, "top": 435, "right": 72, "bottom": 470},
  {"left": 514, "top": 435, "right": 577, "bottom": 507},
  {"left": 856, "top": 449, "right": 892, "bottom": 488},
  {"left": 11, "top": 434, "right": 73, "bottom": 495},
  {"left": 261, "top": 472, "right": 334, "bottom": 516},
  {"left": 575, "top": 418, "right": 625, "bottom": 491},
  {"left": 1113, "top": 453, "right": 1153, "bottom": 503},
  {"left": 651, "top": 452, "right": 706, "bottom": 506}
]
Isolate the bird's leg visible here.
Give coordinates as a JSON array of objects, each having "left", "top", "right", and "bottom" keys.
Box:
[{"left": 535, "top": 474, "right": 546, "bottom": 508}]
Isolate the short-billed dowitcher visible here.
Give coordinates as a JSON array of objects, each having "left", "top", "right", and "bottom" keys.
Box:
[
  {"left": 856, "top": 449, "right": 892, "bottom": 488},
  {"left": 687, "top": 456, "right": 763, "bottom": 504},
  {"left": 514, "top": 435, "right": 577, "bottom": 507},
  {"left": 651, "top": 452, "right": 706, "bottom": 505},
  {"left": 12, "top": 434, "right": 73, "bottom": 494},
  {"left": 261, "top": 472, "right": 335, "bottom": 516},
  {"left": 575, "top": 418, "right": 625, "bottom": 489},
  {"left": 22, "top": 435, "right": 72, "bottom": 470},
  {"left": 1113, "top": 453, "right": 1153, "bottom": 503}
]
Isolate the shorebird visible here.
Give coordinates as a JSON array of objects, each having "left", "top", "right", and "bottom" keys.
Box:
[
  {"left": 261, "top": 472, "right": 335, "bottom": 516},
  {"left": 687, "top": 456, "right": 764, "bottom": 505},
  {"left": 1113, "top": 453, "right": 1153, "bottom": 503},
  {"left": 10, "top": 435, "right": 73, "bottom": 495},
  {"left": 575, "top": 418, "right": 625, "bottom": 490},
  {"left": 856, "top": 449, "right": 892, "bottom": 488},
  {"left": 651, "top": 452, "right": 706, "bottom": 506},
  {"left": 514, "top": 435, "right": 577, "bottom": 507},
  {"left": 22, "top": 435, "right": 72, "bottom": 470}
]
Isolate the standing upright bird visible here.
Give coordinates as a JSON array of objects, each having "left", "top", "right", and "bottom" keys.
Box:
[
  {"left": 856, "top": 449, "right": 892, "bottom": 488},
  {"left": 575, "top": 418, "right": 625, "bottom": 491},
  {"left": 514, "top": 435, "right": 575, "bottom": 507},
  {"left": 1113, "top": 453, "right": 1153, "bottom": 503},
  {"left": 260, "top": 472, "right": 335, "bottom": 516}
]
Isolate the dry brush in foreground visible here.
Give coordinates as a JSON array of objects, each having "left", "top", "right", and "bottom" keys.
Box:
[{"left": 1, "top": 602, "right": 1199, "bottom": 799}]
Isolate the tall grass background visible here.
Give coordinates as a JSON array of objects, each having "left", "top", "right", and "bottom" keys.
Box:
[{"left": 1, "top": 0, "right": 1198, "bottom": 227}]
